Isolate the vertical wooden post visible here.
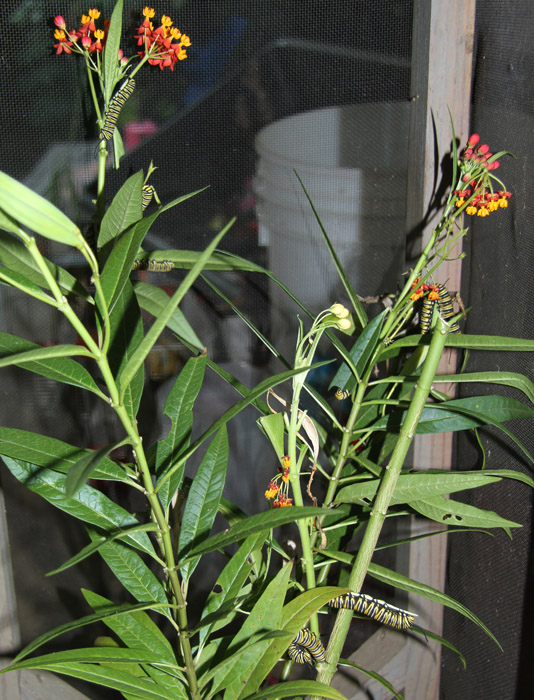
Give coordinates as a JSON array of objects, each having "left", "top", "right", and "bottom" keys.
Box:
[{"left": 406, "top": 1, "right": 476, "bottom": 698}]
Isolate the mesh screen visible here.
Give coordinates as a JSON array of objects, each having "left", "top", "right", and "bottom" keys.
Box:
[
  {"left": 441, "top": 2, "right": 534, "bottom": 699},
  {"left": 0, "top": 0, "right": 413, "bottom": 678}
]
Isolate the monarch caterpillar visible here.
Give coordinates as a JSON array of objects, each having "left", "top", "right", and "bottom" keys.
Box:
[
  {"left": 132, "top": 259, "right": 175, "bottom": 272},
  {"left": 288, "top": 629, "right": 327, "bottom": 665},
  {"left": 142, "top": 184, "right": 155, "bottom": 212},
  {"left": 335, "top": 388, "right": 350, "bottom": 400},
  {"left": 437, "top": 286, "right": 461, "bottom": 333},
  {"left": 329, "top": 593, "right": 416, "bottom": 630},
  {"left": 420, "top": 296, "right": 436, "bottom": 334},
  {"left": 99, "top": 78, "right": 136, "bottom": 141}
]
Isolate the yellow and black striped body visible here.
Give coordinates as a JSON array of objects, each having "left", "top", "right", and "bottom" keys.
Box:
[
  {"left": 335, "top": 388, "right": 350, "bottom": 400},
  {"left": 329, "top": 592, "right": 416, "bottom": 630},
  {"left": 437, "top": 286, "right": 460, "bottom": 333},
  {"left": 99, "top": 78, "right": 136, "bottom": 141},
  {"left": 288, "top": 628, "right": 327, "bottom": 665},
  {"left": 420, "top": 297, "right": 436, "bottom": 334},
  {"left": 132, "top": 259, "right": 174, "bottom": 272},
  {"left": 142, "top": 184, "right": 154, "bottom": 211}
]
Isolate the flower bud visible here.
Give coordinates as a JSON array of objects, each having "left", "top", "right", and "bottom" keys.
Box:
[
  {"left": 337, "top": 317, "right": 352, "bottom": 331},
  {"left": 467, "top": 133, "right": 480, "bottom": 147},
  {"left": 329, "top": 302, "right": 348, "bottom": 317},
  {"left": 477, "top": 144, "right": 489, "bottom": 155},
  {"left": 54, "top": 15, "right": 66, "bottom": 29}
]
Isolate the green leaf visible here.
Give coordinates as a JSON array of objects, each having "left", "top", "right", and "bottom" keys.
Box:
[
  {"left": 336, "top": 660, "right": 403, "bottom": 700},
  {"left": 1, "top": 660, "right": 183, "bottom": 700},
  {"left": 0, "top": 332, "right": 103, "bottom": 396},
  {"left": 433, "top": 370, "right": 534, "bottom": 405},
  {"left": 0, "top": 428, "right": 128, "bottom": 482},
  {"left": 0, "top": 170, "right": 82, "bottom": 247},
  {"left": 409, "top": 495, "right": 522, "bottom": 529},
  {"left": 237, "top": 586, "right": 348, "bottom": 699},
  {"left": 243, "top": 681, "right": 350, "bottom": 700},
  {"left": 156, "top": 361, "right": 331, "bottom": 494},
  {"left": 100, "top": 189, "right": 206, "bottom": 315},
  {"left": 257, "top": 412, "right": 286, "bottom": 460},
  {"left": 11, "top": 601, "right": 175, "bottom": 664},
  {"left": 66, "top": 440, "right": 126, "bottom": 497},
  {"left": 0, "top": 230, "right": 92, "bottom": 301},
  {"left": 47, "top": 524, "right": 159, "bottom": 576},
  {"left": 197, "top": 531, "right": 267, "bottom": 647},
  {"left": 178, "top": 427, "right": 229, "bottom": 582},
  {"left": 182, "top": 507, "right": 331, "bottom": 562},
  {"left": 134, "top": 280, "right": 203, "bottom": 350},
  {"left": 0, "top": 265, "right": 56, "bottom": 304},
  {"left": 366, "top": 562, "right": 502, "bottom": 649},
  {"left": 293, "top": 171, "right": 367, "bottom": 330},
  {"left": 134, "top": 248, "right": 264, "bottom": 272},
  {"left": 2, "top": 457, "right": 155, "bottom": 557},
  {"left": 202, "top": 563, "right": 293, "bottom": 695},
  {"left": 119, "top": 220, "right": 233, "bottom": 396},
  {"left": 98, "top": 170, "right": 144, "bottom": 248},
  {"left": 379, "top": 333, "right": 534, "bottom": 361},
  {"left": 102, "top": 0, "right": 123, "bottom": 103},
  {"left": 87, "top": 529, "right": 167, "bottom": 604},
  {"left": 330, "top": 309, "right": 388, "bottom": 391},
  {"left": 83, "top": 589, "right": 186, "bottom": 692},
  {"left": 154, "top": 354, "right": 207, "bottom": 509},
  {"left": 107, "top": 279, "right": 144, "bottom": 421},
  {"left": 335, "top": 471, "right": 502, "bottom": 506}
]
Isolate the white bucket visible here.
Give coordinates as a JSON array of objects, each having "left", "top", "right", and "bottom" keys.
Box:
[{"left": 254, "top": 103, "right": 409, "bottom": 357}]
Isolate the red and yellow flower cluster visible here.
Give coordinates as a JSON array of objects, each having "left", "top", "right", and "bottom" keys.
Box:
[
  {"left": 53, "top": 9, "right": 108, "bottom": 54},
  {"left": 410, "top": 279, "right": 440, "bottom": 302},
  {"left": 455, "top": 134, "right": 511, "bottom": 217},
  {"left": 53, "top": 7, "right": 190, "bottom": 69},
  {"left": 264, "top": 455, "right": 293, "bottom": 507},
  {"left": 136, "top": 7, "right": 191, "bottom": 69}
]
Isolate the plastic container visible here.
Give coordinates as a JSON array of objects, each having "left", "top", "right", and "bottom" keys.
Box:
[{"left": 254, "top": 103, "right": 410, "bottom": 356}]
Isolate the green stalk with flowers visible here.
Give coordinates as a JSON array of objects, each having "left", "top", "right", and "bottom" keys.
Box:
[{"left": 0, "top": 2, "right": 532, "bottom": 699}]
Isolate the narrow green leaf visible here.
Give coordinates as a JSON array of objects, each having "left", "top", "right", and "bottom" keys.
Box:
[
  {"left": 98, "top": 170, "right": 144, "bottom": 248},
  {"left": 0, "top": 230, "right": 92, "bottom": 301},
  {"left": 88, "top": 529, "right": 167, "bottom": 604},
  {"left": 66, "top": 440, "right": 126, "bottom": 497},
  {"left": 183, "top": 507, "right": 331, "bottom": 562},
  {"left": 107, "top": 279, "right": 144, "bottom": 421},
  {"left": 134, "top": 248, "right": 264, "bottom": 272},
  {"left": 0, "top": 427, "right": 128, "bottom": 481},
  {"left": 134, "top": 280, "right": 203, "bottom": 349},
  {"left": 2, "top": 457, "right": 155, "bottom": 556},
  {"left": 294, "top": 170, "right": 367, "bottom": 329},
  {"left": 337, "top": 660, "right": 403, "bottom": 700},
  {"left": 100, "top": 188, "right": 206, "bottom": 314},
  {"left": 243, "top": 681, "right": 350, "bottom": 700},
  {"left": 330, "top": 309, "right": 388, "bottom": 391},
  {"left": 12, "top": 601, "right": 175, "bottom": 664},
  {"left": 178, "top": 427, "right": 229, "bottom": 582},
  {"left": 379, "top": 333, "right": 534, "bottom": 361},
  {"left": 0, "top": 170, "right": 82, "bottom": 247},
  {"left": 155, "top": 354, "right": 207, "bottom": 509},
  {"left": 0, "top": 332, "right": 103, "bottom": 396},
  {"left": 2, "top": 661, "right": 181, "bottom": 700},
  {"left": 433, "top": 370, "right": 534, "bottom": 405},
  {"left": 335, "top": 471, "right": 501, "bottom": 506},
  {"left": 203, "top": 563, "right": 293, "bottom": 695},
  {"left": 119, "top": 220, "right": 232, "bottom": 395},
  {"left": 367, "top": 562, "right": 502, "bottom": 649},
  {"left": 102, "top": 0, "right": 123, "bottom": 103},
  {"left": 47, "top": 524, "right": 159, "bottom": 576},
  {"left": 156, "top": 361, "right": 331, "bottom": 494},
  {"left": 237, "top": 586, "right": 348, "bottom": 698},
  {"left": 409, "top": 495, "right": 522, "bottom": 529},
  {"left": 0, "top": 266, "right": 56, "bottom": 303},
  {"left": 257, "top": 412, "right": 286, "bottom": 460},
  {"left": 197, "top": 530, "right": 267, "bottom": 647}
]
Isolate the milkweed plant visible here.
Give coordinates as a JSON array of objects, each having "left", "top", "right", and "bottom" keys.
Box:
[{"left": 0, "top": 2, "right": 532, "bottom": 699}]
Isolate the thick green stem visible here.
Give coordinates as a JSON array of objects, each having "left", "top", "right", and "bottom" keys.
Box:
[{"left": 312, "top": 319, "right": 449, "bottom": 692}]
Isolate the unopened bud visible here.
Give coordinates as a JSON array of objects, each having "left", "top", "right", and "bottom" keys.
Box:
[{"left": 467, "top": 133, "right": 480, "bottom": 147}]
